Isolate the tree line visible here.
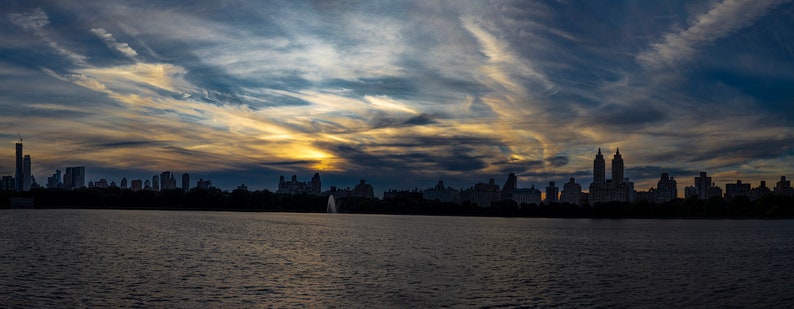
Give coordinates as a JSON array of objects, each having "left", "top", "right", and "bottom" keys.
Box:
[{"left": 1, "top": 187, "right": 793, "bottom": 218}]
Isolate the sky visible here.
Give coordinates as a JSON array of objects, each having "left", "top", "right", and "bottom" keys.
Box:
[{"left": 1, "top": 0, "right": 793, "bottom": 194}]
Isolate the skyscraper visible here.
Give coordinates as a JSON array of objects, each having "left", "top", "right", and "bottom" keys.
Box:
[
  {"left": 612, "top": 148, "right": 624, "bottom": 184},
  {"left": 47, "top": 169, "right": 62, "bottom": 189},
  {"left": 589, "top": 148, "right": 634, "bottom": 204},
  {"left": 22, "top": 155, "right": 32, "bottom": 191},
  {"left": 120, "top": 177, "right": 128, "bottom": 189},
  {"left": 64, "top": 166, "right": 85, "bottom": 190},
  {"left": 152, "top": 175, "right": 160, "bottom": 191},
  {"left": 131, "top": 179, "right": 142, "bottom": 191},
  {"left": 311, "top": 173, "right": 321, "bottom": 195},
  {"left": 159, "top": 171, "right": 176, "bottom": 190},
  {"left": 593, "top": 148, "right": 605, "bottom": 184},
  {"left": 15, "top": 142, "right": 23, "bottom": 192},
  {"left": 182, "top": 173, "right": 190, "bottom": 192},
  {"left": 545, "top": 181, "right": 559, "bottom": 203},
  {"left": 160, "top": 172, "right": 170, "bottom": 190},
  {"left": 694, "top": 172, "right": 712, "bottom": 200}
]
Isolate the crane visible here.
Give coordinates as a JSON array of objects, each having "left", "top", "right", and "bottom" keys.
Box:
[{"left": 18, "top": 132, "right": 23, "bottom": 143}]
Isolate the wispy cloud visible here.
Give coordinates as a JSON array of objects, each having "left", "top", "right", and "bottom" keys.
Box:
[
  {"left": 8, "top": 8, "right": 88, "bottom": 66},
  {"left": 91, "top": 28, "right": 138, "bottom": 59},
  {"left": 1, "top": 1, "right": 793, "bottom": 191},
  {"left": 637, "top": 0, "right": 790, "bottom": 70}
]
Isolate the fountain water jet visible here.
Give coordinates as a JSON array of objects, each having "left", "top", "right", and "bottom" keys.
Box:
[{"left": 327, "top": 195, "right": 337, "bottom": 213}]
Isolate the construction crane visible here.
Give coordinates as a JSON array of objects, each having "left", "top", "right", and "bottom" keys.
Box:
[{"left": 18, "top": 132, "right": 23, "bottom": 143}]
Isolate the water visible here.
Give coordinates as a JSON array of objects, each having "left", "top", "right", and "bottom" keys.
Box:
[{"left": 1, "top": 210, "right": 793, "bottom": 307}]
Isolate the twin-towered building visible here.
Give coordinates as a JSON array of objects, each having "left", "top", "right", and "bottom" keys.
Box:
[
  {"left": 428, "top": 148, "right": 667, "bottom": 206},
  {"left": 589, "top": 148, "right": 635, "bottom": 204}
]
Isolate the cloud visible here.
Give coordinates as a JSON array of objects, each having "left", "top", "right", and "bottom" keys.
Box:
[
  {"left": 8, "top": 7, "right": 49, "bottom": 31},
  {"left": 91, "top": 28, "right": 139, "bottom": 59},
  {"left": 637, "top": 0, "right": 790, "bottom": 70},
  {"left": 2, "top": 1, "right": 794, "bottom": 192},
  {"left": 8, "top": 8, "right": 88, "bottom": 66}
]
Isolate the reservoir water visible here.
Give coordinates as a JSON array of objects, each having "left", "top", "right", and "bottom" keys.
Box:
[{"left": 1, "top": 209, "right": 793, "bottom": 307}]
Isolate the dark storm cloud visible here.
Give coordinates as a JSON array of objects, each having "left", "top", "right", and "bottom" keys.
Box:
[
  {"left": 324, "top": 143, "right": 486, "bottom": 173},
  {"left": 545, "top": 156, "right": 569, "bottom": 168},
  {"left": 368, "top": 113, "right": 437, "bottom": 130},
  {"left": 97, "top": 140, "right": 165, "bottom": 148}
]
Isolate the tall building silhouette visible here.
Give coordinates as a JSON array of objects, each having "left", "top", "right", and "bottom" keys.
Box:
[
  {"left": 152, "top": 175, "right": 160, "bottom": 191},
  {"left": 593, "top": 148, "right": 605, "bottom": 184},
  {"left": 64, "top": 166, "right": 85, "bottom": 190},
  {"left": 545, "top": 181, "right": 559, "bottom": 203},
  {"left": 612, "top": 148, "right": 623, "bottom": 184},
  {"left": 160, "top": 172, "right": 171, "bottom": 190},
  {"left": 130, "top": 179, "right": 142, "bottom": 191},
  {"left": 589, "top": 148, "right": 634, "bottom": 204},
  {"left": 311, "top": 173, "right": 321, "bottom": 195},
  {"left": 182, "top": 173, "right": 190, "bottom": 192},
  {"left": 15, "top": 142, "right": 24, "bottom": 192},
  {"left": 22, "top": 155, "right": 32, "bottom": 191},
  {"left": 47, "top": 170, "right": 62, "bottom": 189},
  {"left": 160, "top": 171, "right": 176, "bottom": 190}
]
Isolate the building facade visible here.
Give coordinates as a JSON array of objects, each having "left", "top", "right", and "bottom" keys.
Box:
[
  {"left": 560, "top": 178, "right": 582, "bottom": 205},
  {"left": 725, "top": 180, "right": 751, "bottom": 200},
  {"left": 64, "top": 166, "right": 85, "bottom": 190},
  {"left": 423, "top": 180, "right": 461, "bottom": 204},
  {"left": 277, "top": 173, "right": 322, "bottom": 195},
  {"left": 182, "top": 173, "right": 190, "bottom": 192},
  {"left": 545, "top": 181, "right": 559, "bottom": 203},
  {"left": 461, "top": 179, "right": 501, "bottom": 207},
  {"left": 501, "top": 173, "right": 518, "bottom": 200},
  {"left": 589, "top": 148, "right": 635, "bottom": 204},
  {"left": 512, "top": 186, "right": 542, "bottom": 205},
  {"left": 655, "top": 173, "right": 677, "bottom": 203},
  {"left": 774, "top": 176, "right": 794, "bottom": 196}
]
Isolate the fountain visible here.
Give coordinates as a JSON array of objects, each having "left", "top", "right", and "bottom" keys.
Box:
[{"left": 327, "top": 195, "right": 337, "bottom": 213}]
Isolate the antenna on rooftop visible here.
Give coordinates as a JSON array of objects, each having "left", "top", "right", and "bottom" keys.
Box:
[{"left": 18, "top": 132, "right": 23, "bottom": 143}]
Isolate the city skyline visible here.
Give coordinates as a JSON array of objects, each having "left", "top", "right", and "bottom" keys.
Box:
[
  {"left": 2, "top": 1, "right": 793, "bottom": 192},
  {"left": 6, "top": 140, "right": 793, "bottom": 205}
]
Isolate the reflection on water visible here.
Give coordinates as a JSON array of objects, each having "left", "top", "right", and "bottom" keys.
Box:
[{"left": 1, "top": 209, "right": 793, "bottom": 307}]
